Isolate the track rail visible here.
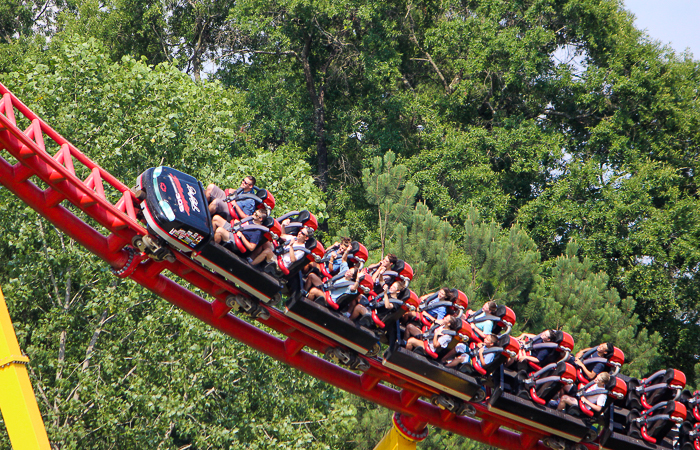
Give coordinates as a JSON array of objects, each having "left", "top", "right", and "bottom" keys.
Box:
[{"left": 0, "top": 81, "right": 594, "bottom": 450}]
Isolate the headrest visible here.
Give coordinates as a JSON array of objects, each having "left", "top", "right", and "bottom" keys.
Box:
[
  {"left": 664, "top": 369, "right": 687, "bottom": 390},
  {"left": 306, "top": 239, "right": 325, "bottom": 260},
  {"left": 255, "top": 188, "right": 275, "bottom": 211},
  {"left": 296, "top": 210, "right": 318, "bottom": 230},
  {"left": 608, "top": 377, "right": 628, "bottom": 399},
  {"left": 391, "top": 260, "right": 414, "bottom": 281},
  {"left": 457, "top": 318, "right": 472, "bottom": 338},
  {"left": 451, "top": 289, "right": 468, "bottom": 309},
  {"left": 359, "top": 274, "right": 374, "bottom": 293},
  {"left": 349, "top": 242, "right": 368, "bottom": 264},
  {"left": 560, "top": 362, "right": 577, "bottom": 383},
  {"left": 262, "top": 217, "right": 283, "bottom": 237},
  {"left": 609, "top": 347, "right": 625, "bottom": 366},
  {"left": 405, "top": 290, "right": 420, "bottom": 309},
  {"left": 500, "top": 335, "right": 520, "bottom": 356},
  {"left": 495, "top": 305, "right": 516, "bottom": 327},
  {"left": 555, "top": 331, "right": 574, "bottom": 353},
  {"left": 668, "top": 401, "right": 688, "bottom": 421}
]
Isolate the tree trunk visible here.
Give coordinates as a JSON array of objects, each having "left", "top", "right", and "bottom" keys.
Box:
[{"left": 299, "top": 33, "right": 329, "bottom": 191}]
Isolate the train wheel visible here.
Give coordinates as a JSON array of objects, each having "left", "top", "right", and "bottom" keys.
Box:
[
  {"left": 582, "top": 427, "right": 598, "bottom": 443},
  {"left": 458, "top": 403, "right": 477, "bottom": 417},
  {"left": 471, "top": 389, "right": 486, "bottom": 403},
  {"left": 132, "top": 235, "right": 147, "bottom": 253},
  {"left": 431, "top": 394, "right": 462, "bottom": 413},
  {"left": 541, "top": 436, "right": 565, "bottom": 450},
  {"left": 348, "top": 356, "right": 370, "bottom": 372},
  {"left": 325, "top": 347, "right": 353, "bottom": 365}
]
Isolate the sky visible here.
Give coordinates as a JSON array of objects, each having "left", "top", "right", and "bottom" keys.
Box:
[{"left": 622, "top": 0, "right": 700, "bottom": 58}]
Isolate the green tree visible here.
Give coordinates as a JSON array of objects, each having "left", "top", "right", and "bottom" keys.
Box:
[
  {"left": 523, "top": 243, "right": 661, "bottom": 378},
  {"left": 390, "top": 202, "right": 466, "bottom": 295},
  {"left": 461, "top": 209, "right": 541, "bottom": 310},
  {"left": 362, "top": 151, "right": 418, "bottom": 256}
]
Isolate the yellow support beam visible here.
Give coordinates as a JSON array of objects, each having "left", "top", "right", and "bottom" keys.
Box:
[
  {"left": 0, "top": 286, "right": 51, "bottom": 450},
  {"left": 373, "top": 426, "right": 419, "bottom": 450},
  {"left": 373, "top": 413, "right": 428, "bottom": 450}
]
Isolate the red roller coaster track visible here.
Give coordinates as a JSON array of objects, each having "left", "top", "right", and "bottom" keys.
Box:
[{"left": 0, "top": 81, "right": 595, "bottom": 450}]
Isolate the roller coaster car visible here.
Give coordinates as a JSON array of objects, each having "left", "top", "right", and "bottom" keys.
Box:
[
  {"left": 135, "top": 167, "right": 283, "bottom": 302},
  {"left": 575, "top": 346, "right": 625, "bottom": 383},
  {"left": 599, "top": 400, "right": 686, "bottom": 450},
  {"left": 461, "top": 335, "right": 519, "bottom": 377},
  {"left": 318, "top": 241, "right": 368, "bottom": 279},
  {"left": 369, "top": 289, "right": 421, "bottom": 344},
  {"left": 285, "top": 290, "right": 381, "bottom": 357},
  {"left": 221, "top": 215, "right": 282, "bottom": 255},
  {"left": 223, "top": 185, "right": 276, "bottom": 221},
  {"left": 488, "top": 363, "right": 602, "bottom": 444},
  {"left": 565, "top": 377, "right": 627, "bottom": 419},
  {"left": 323, "top": 272, "right": 375, "bottom": 311},
  {"left": 382, "top": 337, "right": 484, "bottom": 404},
  {"left": 136, "top": 167, "right": 212, "bottom": 253},
  {"left": 626, "top": 369, "right": 686, "bottom": 411},
  {"left": 376, "top": 260, "right": 414, "bottom": 291}
]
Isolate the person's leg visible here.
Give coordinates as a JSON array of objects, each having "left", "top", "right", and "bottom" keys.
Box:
[
  {"left": 307, "top": 287, "right": 324, "bottom": 299},
  {"left": 404, "top": 323, "right": 421, "bottom": 341},
  {"left": 214, "top": 227, "right": 230, "bottom": 244},
  {"left": 557, "top": 395, "right": 577, "bottom": 411},
  {"left": 444, "top": 354, "right": 467, "bottom": 368},
  {"left": 211, "top": 215, "right": 228, "bottom": 230},
  {"left": 349, "top": 304, "right": 368, "bottom": 320},
  {"left": 252, "top": 248, "right": 274, "bottom": 266},
  {"left": 305, "top": 272, "right": 323, "bottom": 291},
  {"left": 206, "top": 184, "right": 226, "bottom": 203},
  {"left": 405, "top": 337, "right": 423, "bottom": 351}
]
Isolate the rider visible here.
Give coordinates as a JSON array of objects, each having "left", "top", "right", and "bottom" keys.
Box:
[
  {"left": 571, "top": 342, "right": 615, "bottom": 381},
  {"left": 206, "top": 175, "right": 258, "bottom": 222},
  {"left": 557, "top": 372, "right": 611, "bottom": 413},
  {"left": 212, "top": 208, "right": 267, "bottom": 258}
]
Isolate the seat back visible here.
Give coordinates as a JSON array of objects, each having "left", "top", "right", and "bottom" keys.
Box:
[
  {"left": 491, "top": 305, "right": 516, "bottom": 336},
  {"left": 252, "top": 187, "right": 275, "bottom": 211},
  {"left": 347, "top": 241, "right": 368, "bottom": 268},
  {"left": 531, "top": 361, "right": 577, "bottom": 404},
  {"left": 452, "top": 289, "right": 468, "bottom": 310}
]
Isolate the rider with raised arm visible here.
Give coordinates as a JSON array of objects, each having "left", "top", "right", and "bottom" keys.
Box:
[
  {"left": 572, "top": 342, "right": 615, "bottom": 381},
  {"left": 252, "top": 226, "right": 314, "bottom": 270},
  {"left": 443, "top": 334, "right": 498, "bottom": 369}
]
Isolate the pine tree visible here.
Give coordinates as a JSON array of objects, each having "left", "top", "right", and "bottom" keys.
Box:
[
  {"left": 461, "top": 208, "right": 541, "bottom": 310},
  {"left": 362, "top": 151, "right": 418, "bottom": 257},
  {"left": 523, "top": 243, "right": 660, "bottom": 378},
  {"left": 389, "top": 202, "right": 465, "bottom": 294}
]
